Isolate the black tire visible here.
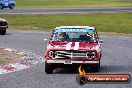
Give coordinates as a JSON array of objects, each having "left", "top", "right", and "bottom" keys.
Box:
[
  {"left": 94, "top": 64, "right": 100, "bottom": 72},
  {"left": 0, "top": 4, "right": 3, "bottom": 9},
  {"left": 91, "top": 60, "right": 100, "bottom": 72},
  {"left": 45, "top": 61, "right": 53, "bottom": 74},
  {"left": 0, "top": 30, "right": 6, "bottom": 35},
  {"left": 98, "top": 60, "right": 101, "bottom": 68},
  {"left": 9, "top": 4, "right": 14, "bottom": 9}
]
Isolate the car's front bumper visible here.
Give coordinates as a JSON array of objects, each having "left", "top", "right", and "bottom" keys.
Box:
[
  {"left": 0, "top": 26, "right": 8, "bottom": 30},
  {"left": 46, "top": 60, "right": 99, "bottom": 68},
  {"left": 47, "top": 60, "right": 99, "bottom": 64}
]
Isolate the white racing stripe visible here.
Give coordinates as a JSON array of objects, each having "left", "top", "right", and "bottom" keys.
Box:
[
  {"left": 66, "top": 42, "right": 72, "bottom": 50},
  {"left": 74, "top": 42, "right": 79, "bottom": 50}
]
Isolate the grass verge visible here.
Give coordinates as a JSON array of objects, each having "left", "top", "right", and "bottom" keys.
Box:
[
  {"left": 15, "top": 0, "right": 132, "bottom": 8},
  {"left": 0, "top": 13, "right": 132, "bottom": 34}
]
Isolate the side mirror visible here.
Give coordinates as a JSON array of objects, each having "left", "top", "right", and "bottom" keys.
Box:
[
  {"left": 99, "top": 40, "right": 103, "bottom": 43},
  {"left": 44, "top": 39, "right": 48, "bottom": 43}
]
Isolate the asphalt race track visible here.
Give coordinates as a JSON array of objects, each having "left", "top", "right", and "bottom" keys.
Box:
[
  {"left": 0, "top": 30, "right": 132, "bottom": 88},
  {"left": 0, "top": 7, "right": 132, "bottom": 14}
]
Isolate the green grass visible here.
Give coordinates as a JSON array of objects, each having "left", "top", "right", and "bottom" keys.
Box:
[
  {"left": 15, "top": 0, "right": 132, "bottom": 8},
  {"left": 0, "top": 13, "right": 132, "bottom": 34}
]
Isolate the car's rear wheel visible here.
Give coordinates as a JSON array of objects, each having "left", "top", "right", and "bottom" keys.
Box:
[
  {"left": 9, "top": 4, "right": 14, "bottom": 9},
  {"left": 45, "top": 61, "right": 53, "bottom": 74},
  {"left": 0, "top": 30, "right": 6, "bottom": 35}
]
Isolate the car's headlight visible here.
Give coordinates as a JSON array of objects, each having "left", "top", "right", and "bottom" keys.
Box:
[
  {"left": 48, "top": 51, "right": 56, "bottom": 58},
  {"left": 48, "top": 51, "right": 53, "bottom": 58},
  {"left": 87, "top": 51, "right": 96, "bottom": 58}
]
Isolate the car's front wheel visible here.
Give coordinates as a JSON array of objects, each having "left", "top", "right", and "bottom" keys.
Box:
[
  {"left": 0, "top": 30, "right": 6, "bottom": 35},
  {"left": 45, "top": 61, "right": 53, "bottom": 74},
  {"left": 9, "top": 4, "right": 14, "bottom": 9},
  {"left": 94, "top": 64, "right": 100, "bottom": 72},
  {"left": 91, "top": 60, "right": 100, "bottom": 72}
]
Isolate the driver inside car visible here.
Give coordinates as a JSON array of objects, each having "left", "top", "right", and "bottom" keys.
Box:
[{"left": 57, "top": 32, "right": 67, "bottom": 41}]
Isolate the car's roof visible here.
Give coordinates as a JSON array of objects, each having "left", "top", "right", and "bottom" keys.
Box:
[{"left": 54, "top": 26, "right": 95, "bottom": 30}]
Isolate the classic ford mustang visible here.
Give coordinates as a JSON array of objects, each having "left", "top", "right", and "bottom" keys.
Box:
[{"left": 45, "top": 26, "right": 103, "bottom": 74}]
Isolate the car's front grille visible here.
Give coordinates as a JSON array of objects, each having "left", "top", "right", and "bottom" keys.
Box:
[
  {"left": 49, "top": 50, "right": 96, "bottom": 59},
  {"left": 0, "top": 21, "right": 7, "bottom": 26}
]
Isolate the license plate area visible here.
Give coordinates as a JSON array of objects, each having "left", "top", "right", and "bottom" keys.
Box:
[{"left": 64, "top": 61, "right": 72, "bottom": 64}]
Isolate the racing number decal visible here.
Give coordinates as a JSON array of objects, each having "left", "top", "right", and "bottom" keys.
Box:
[
  {"left": 74, "top": 42, "right": 79, "bottom": 50},
  {"left": 66, "top": 42, "right": 80, "bottom": 50},
  {"left": 66, "top": 42, "right": 72, "bottom": 50},
  {"left": 5, "top": 3, "right": 8, "bottom": 6}
]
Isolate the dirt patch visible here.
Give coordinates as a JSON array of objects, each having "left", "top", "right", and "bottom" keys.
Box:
[{"left": 0, "top": 48, "right": 24, "bottom": 65}]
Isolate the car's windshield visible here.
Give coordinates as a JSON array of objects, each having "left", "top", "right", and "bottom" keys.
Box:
[{"left": 52, "top": 28, "right": 96, "bottom": 42}]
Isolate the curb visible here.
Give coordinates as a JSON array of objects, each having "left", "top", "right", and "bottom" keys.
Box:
[{"left": 0, "top": 48, "right": 44, "bottom": 74}]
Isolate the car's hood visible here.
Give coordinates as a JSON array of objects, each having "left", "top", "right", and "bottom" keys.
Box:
[
  {"left": 0, "top": 18, "right": 7, "bottom": 22},
  {"left": 47, "top": 42, "right": 100, "bottom": 51}
]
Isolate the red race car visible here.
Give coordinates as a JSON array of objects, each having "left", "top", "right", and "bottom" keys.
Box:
[{"left": 45, "top": 26, "right": 103, "bottom": 74}]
